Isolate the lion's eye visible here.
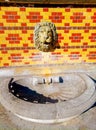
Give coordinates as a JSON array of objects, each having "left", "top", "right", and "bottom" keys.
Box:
[
  {"left": 47, "top": 30, "right": 52, "bottom": 34},
  {"left": 40, "top": 30, "right": 44, "bottom": 33},
  {"left": 48, "top": 31, "right": 51, "bottom": 33},
  {"left": 40, "top": 29, "right": 44, "bottom": 33}
]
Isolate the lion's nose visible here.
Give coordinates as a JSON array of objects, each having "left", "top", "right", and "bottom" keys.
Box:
[
  {"left": 44, "top": 35, "right": 48, "bottom": 40},
  {"left": 43, "top": 32, "right": 48, "bottom": 38}
]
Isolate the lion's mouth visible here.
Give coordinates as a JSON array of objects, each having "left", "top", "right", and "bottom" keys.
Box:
[{"left": 44, "top": 42, "right": 50, "bottom": 45}]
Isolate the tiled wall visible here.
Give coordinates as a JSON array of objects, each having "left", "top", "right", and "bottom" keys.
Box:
[{"left": 0, "top": 7, "right": 96, "bottom": 67}]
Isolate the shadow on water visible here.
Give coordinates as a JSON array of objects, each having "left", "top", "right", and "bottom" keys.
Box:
[{"left": 8, "top": 78, "right": 58, "bottom": 104}]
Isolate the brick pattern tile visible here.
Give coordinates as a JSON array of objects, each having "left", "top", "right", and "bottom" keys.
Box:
[
  {"left": 70, "top": 12, "right": 85, "bottom": 23},
  {"left": 0, "top": 7, "right": 96, "bottom": 67},
  {"left": 2, "top": 11, "right": 20, "bottom": 23}
]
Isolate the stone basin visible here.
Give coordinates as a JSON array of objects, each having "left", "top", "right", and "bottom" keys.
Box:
[
  {"left": 11, "top": 74, "right": 87, "bottom": 101},
  {"left": 0, "top": 73, "right": 96, "bottom": 124}
]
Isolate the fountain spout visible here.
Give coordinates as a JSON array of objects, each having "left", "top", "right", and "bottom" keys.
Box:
[{"left": 43, "top": 78, "right": 52, "bottom": 85}]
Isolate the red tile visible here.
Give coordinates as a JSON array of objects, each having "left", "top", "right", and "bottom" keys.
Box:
[
  {"left": 0, "top": 23, "right": 3, "bottom": 26},
  {"left": 27, "top": 12, "right": 43, "bottom": 23},
  {"left": 12, "top": 60, "right": 22, "bottom": 62},
  {"left": 64, "top": 49, "right": 68, "bottom": 52},
  {"left": 84, "top": 30, "right": 89, "bottom": 33},
  {"left": 82, "top": 43, "right": 88, "bottom": 51},
  {"left": 29, "top": 12, "right": 40, "bottom": 15},
  {"left": 89, "top": 33, "right": 96, "bottom": 42},
  {"left": 86, "top": 8, "right": 92, "bottom": 12},
  {"left": 71, "top": 52, "right": 80, "bottom": 54},
  {"left": 82, "top": 48, "right": 87, "bottom": 51},
  {"left": 64, "top": 30, "right": 69, "bottom": 33},
  {"left": 23, "top": 50, "right": 29, "bottom": 53},
  {"left": 58, "top": 33, "right": 64, "bottom": 43},
  {"left": 70, "top": 12, "right": 85, "bottom": 23},
  {"left": 17, "top": 54, "right": 21, "bottom": 56},
  {"left": 27, "top": 16, "right": 31, "bottom": 19},
  {"left": 20, "top": 7, "right": 26, "bottom": 11},
  {"left": 83, "top": 42, "right": 88, "bottom": 45},
  {"left": 85, "top": 23, "right": 90, "bottom": 26},
  {"left": 1, "top": 50, "right": 8, "bottom": 54},
  {"left": 9, "top": 41, "right": 14, "bottom": 44},
  {"left": 6, "top": 34, "right": 22, "bottom": 44},
  {"left": 51, "top": 12, "right": 57, "bottom": 15},
  {"left": 73, "top": 12, "right": 83, "bottom": 15},
  {"left": 55, "top": 19, "right": 60, "bottom": 22},
  {"left": 22, "top": 30, "right": 27, "bottom": 33},
  {"left": 7, "top": 19, "right": 18, "bottom": 23},
  {"left": 1, "top": 44, "right": 6, "bottom": 47},
  {"left": 72, "top": 20, "right": 78, "bottom": 23},
  {"left": 3, "top": 11, "right": 20, "bottom": 23},
  {"left": 11, "top": 54, "right": 16, "bottom": 56},
  {"left": 23, "top": 44, "right": 28, "bottom": 47},
  {"left": 0, "top": 57, "right": 2, "bottom": 60},
  {"left": 15, "top": 41, "right": 20, "bottom": 44},
  {"left": 51, "top": 52, "right": 58, "bottom": 55},
  {"left": 69, "top": 33, "right": 83, "bottom": 42},
  {"left": 3, "top": 63, "right": 9, "bottom": 66},
  {"left": 51, "top": 19, "right": 57, "bottom": 23},
  {"left": 58, "top": 12, "right": 62, "bottom": 15},
  {"left": 49, "top": 16, "right": 52, "bottom": 19},
  {"left": 28, "top": 34, "right": 33, "bottom": 43},
  {"left": 89, "top": 51, "right": 96, "bottom": 54},
  {"left": 21, "top": 23, "right": 27, "bottom": 26},
  {"left": 65, "top": 8, "right": 70, "bottom": 12},
  {"left": 69, "top": 52, "right": 81, "bottom": 60},
  {"left": 91, "top": 13, "right": 96, "bottom": 23},
  {"left": 14, "top": 15, "right": 20, "bottom": 19},
  {"left": 64, "top": 43, "right": 68, "bottom": 46},
  {"left": 89, "top": 57, "right": 96, "bottom": 59},
  {"left": 0, "top": 30, "right": 4, "bottom": 33},
  {"left": 57, "top": 52, "right": 61, "bottom": 54},
  {"left": 43, "top": 8, "right": 49, "bottom": 12},
  {"left": 5, "top": 11, "right": 17, "bottom": 15},
  {"left": 87, "top": 51, "right": 96, "bottom": 60},
  {"left": 11, "top": 12, "right": 17, "bottom": 15},
  {"left": 2, "top": 15, "right": 8, "bottom": 19},
  {"left": 78, "top": 20, "right": 83, "bottom": 23},
  {"left": 64, "top": 23, "right": 70, "bottom": 26},
  {"left": 38, "top": 15, "right": 43, "bottom": 19},
  {"left": 24, "top": 62, "right": 30, "bottom": 64},
  {"left": 49, "top": 12, "right": 64, "bottom": 23}
]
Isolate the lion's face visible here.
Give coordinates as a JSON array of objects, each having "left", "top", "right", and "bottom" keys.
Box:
[
  {"left": 38, "top": 26, "right": 53, "bottom": 51},
  {"left": 34, "top": 22, "right": 57, "bottom": 52},
  {"left": 39, "top": 26, "right": 53, "bottom": 45}
]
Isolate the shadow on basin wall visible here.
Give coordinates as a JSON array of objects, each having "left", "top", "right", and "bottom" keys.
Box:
[
  {"left": 8, "top": 78, "right": 58, "bottom": 104},
  {"left": 82, "top": 75, "right": 96, "bottom": 114}
]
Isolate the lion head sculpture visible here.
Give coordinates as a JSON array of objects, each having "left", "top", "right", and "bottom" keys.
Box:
[{"left": 34, "top": 22, "right": 57, "bottom": 52}]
